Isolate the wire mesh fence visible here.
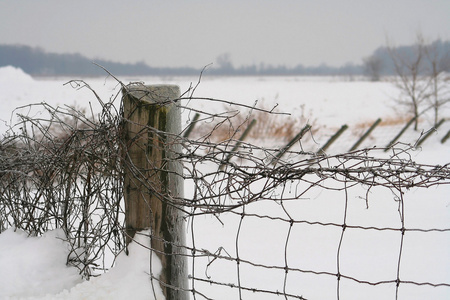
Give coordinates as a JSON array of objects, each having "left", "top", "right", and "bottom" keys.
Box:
[{"left": 0, "top": 77, "right": 449, "bottom": 299}]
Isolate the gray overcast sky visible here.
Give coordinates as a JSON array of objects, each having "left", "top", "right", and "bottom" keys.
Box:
[{"left": 1, "top": 0, "right": 449, "bottom": 68}]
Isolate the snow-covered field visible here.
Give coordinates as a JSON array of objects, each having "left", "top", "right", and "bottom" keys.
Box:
[{"left": 0, "top": 66, "right": 449, "bottom": 299}]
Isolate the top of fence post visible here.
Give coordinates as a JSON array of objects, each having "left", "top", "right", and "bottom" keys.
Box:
[{"left": 122, "top": 84, "right": 188, "bottom": 300}]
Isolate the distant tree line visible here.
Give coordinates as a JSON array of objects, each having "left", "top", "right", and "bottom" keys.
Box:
[
  {"left": 0, "top": 44, "right": 199, "bottom": 76},
  {"left": 363, "top": 39, "right": 450, "bottom": 81},
  {"left": 0, "top": 44, "right": 363, "bottom": 77},
  {"left": 0, "top": 41, "right": 449, "bottom": 77}
]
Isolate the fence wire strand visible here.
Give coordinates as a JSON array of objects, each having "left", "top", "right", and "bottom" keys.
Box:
[{"left": 0, "top": 77, "right": 449, "bottom": 299}]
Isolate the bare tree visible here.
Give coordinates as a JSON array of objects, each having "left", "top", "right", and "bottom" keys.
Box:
[
  {"left": 363, "top": 55, "right": 383, "bottom": 81},
  {"left": 388, "top": 34, "right": 429, "bottom": 130},
  {"left": 388, "top": 34, "right": 450, "bottom": 130},
  {"left": 424, "top": 40, "right": 450, "bottom": 126},
  {"left": 216, "top": 53, "right": 234, "bottom": 71}
]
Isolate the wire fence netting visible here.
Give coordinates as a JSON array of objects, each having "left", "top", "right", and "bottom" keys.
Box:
[{"left": 0, "top": 78, "right": 449, "bottom": 299}]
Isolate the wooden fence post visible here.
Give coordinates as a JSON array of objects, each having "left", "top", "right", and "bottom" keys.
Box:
[
  {"left": 317, "top": 124, "right": 348, "bottom": 155},
  {"left": 441, "top": 129, "right": 450, "bottom": 144},
  {"left": 183, "top": 112, "right": 200, "bottom": 138},
  {"left": 271, "top": 124, "right": 311, "bottom": 164},
  {"left": 415, "top": 118, "right": 446, "bottom": 147},
  {"left": 220, "top": 118, "right": 257, "bottom": 169},
  {"left": 122, "top": 84, "right": 188, "bottom": 300},
  {"left": 384, "top": 116, "right": 417, "bottom": 151},
  {"left": 349, "top": 118, "right": 381, "bottom": 151}
]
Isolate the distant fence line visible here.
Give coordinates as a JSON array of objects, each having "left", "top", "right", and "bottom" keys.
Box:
[
  {"left": 183, "top": 110, "right": 447, "bottom": 161},
  {"left": 0, "top": 78, "right": 449, "bottom": 299}
]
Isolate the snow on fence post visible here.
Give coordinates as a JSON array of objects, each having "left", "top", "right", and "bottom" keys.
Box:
[{"left": 122, "top": 84, "right": 188, "bottom": 300}]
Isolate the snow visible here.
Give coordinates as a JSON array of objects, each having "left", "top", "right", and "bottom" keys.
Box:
[
  {"left": 0, "top": 66, "right": 34, "bottom": 84},
  {"left": 0, "top": 66, "right": 449, "bottom": 299},
  {"left": 0, "top": 229, "right": 164, "bottom": 300},
  {"left": 0, "top": 229, "right": 82, "bottom": 298}
]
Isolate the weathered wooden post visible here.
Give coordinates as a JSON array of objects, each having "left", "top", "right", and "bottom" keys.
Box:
[
  {"left": 122, "top": 84, "right": 188, "bottom": 300},
  {"left": 384, "top": 116, "right": 417, "bottom": 151},
  {"left": 349, "top": 118, "right": 381, "bottom": 151},
  {"left": 183, "top": 112, "right": 200, "bottom": 138},
  {"left": 441, "top": 129, "right": 450, "bottom": 144},
  {"left": 317, "top": 124, "right": 348, "bottom": 155},
  {"left": 416, "top": 118, "right": 445, "bottom": 147},
  {"left": 271, "top": 124, "right": 311, "bottom": 164},
  {"left": 220, "top": 118, "right": 257, "bottom": 169}
]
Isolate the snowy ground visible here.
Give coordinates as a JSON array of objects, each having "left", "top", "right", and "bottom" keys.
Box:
[
  {"left": 0, "top": 66, "right": 449, "bottom": 299},
  {"left": 0, "top": 229, "right": 164, "bottom": 300}
]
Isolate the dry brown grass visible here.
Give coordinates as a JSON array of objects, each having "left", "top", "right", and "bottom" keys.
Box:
[
  {"left": 189, "top": 103, "right": 320, "bottom": 143},
  {"left": 349, "top": 115, "right": 415, "bottom": 136},
  {"left": 351, "top": 115, "right": 415, "bottom": 132},
  {"left": 187, "top": 102, "right": 434, "bottom": 147}
]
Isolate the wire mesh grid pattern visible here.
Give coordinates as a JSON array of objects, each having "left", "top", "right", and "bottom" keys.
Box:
[
  {"left": 184, "top": 146, "right": 450, "bottom": 299},
  {"left": 0, "top": 79, "right": 449, "bottom": 299}
]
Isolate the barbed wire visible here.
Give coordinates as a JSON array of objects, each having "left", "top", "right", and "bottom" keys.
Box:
[{"left": 0, "top": 77, "right": 449, "bottom": 299}]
